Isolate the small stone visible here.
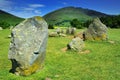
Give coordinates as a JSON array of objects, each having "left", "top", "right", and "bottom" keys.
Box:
[
  {"left": 108, "top": 40, "right": 115, "bottom": 44},
  {"left": 49, "top": 32, "right": 59, "bottom": 37},
  {"left": 8, "top": 35, "right": 11, "bottom": 38},
  {"left": 45, "top": 77, "right": 52, "bottom": 80},
  {"left": 56, "top": 28, "right": 61, "bottom": 34},
  {"left": 59, "top": 33, "right": 67, "bottom": 37},
  {"left": 0, "top": 27, "right": 3, "bottom": 30},
  {"left": 67, "top": 37, "right": 84, "bottom": 52},
  {"left": 54, "top": 75, "right": 60, "bottom": 78}
]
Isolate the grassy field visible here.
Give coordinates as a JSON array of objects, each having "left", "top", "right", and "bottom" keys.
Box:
[{"left": 0, "top": 29, "right": 119, "bottom": 80}]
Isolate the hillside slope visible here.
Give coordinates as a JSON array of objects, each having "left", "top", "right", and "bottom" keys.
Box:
[
  {"left": 0, "top": 10, "right": 24, "bottom": 27},
  {"left": 43, "top": 7, "right": 109, "bottom": 26}
]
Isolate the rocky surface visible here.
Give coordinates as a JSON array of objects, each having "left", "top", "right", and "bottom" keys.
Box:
[
  {"left": 8, "top": 16, "right": 48, "bottom": 76},
  {"left": 67, "top": 37, "right": 84, "bottom": 52},
  {"left": 84, "top": 18, "right": 108, "bottom": 41},
  {"left": 0, "top": 27, "right": 3, "bottom": 30},
  {"left": 49, "top": 32, "right": 59, "bottom": 37},
  {"left": 66, "top": 27, "right": 76, "bottom": 35}
]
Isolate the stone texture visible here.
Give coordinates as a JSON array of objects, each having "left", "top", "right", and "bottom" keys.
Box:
[
  {"left": 84, "top": 18, "right": 108, "bottom": 41},
  {"left": 67, "top": 37, "right": 84, "bottom": 52},
  {"left": 66, "top": 27, "right": 76, "bottom": 35},
  {"left": 56, "top": 28, "right": 61, "bottom": 34},
  {"left": 59, "top": 33, "right": 67, "bottom": 37},
  {"left": 74, "top": 31, "right": 85, "bottom": 40},
  {"left": 8, "top": 16, "right": 48, "bottom": 76},
  {"left": 49, "top": 32, "right": 59, "bottom": 37},
  {"left": 0, "top": 27, "right": 3, "bottom": 30}
]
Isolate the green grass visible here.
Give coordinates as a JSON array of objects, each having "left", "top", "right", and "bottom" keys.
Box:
[{"left": 0, "top": 29, "right": 120, "bottom": 80}]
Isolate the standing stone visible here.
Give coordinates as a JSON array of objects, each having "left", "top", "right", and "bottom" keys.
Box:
[
  {"left": 0, "top": 27, "right": 3, "bottom": 30},
  {"left": 67, "top": 37, "right": 84, "bottom": 52},
  {"left": 8, "top": 16, "right": 48, "bottom": 76},
  {"left": 66, "top": 27, "right": 71, "bottom": 34},
  {"left": 66, "top": 27, "right": 76, "bottom": 35},
  {"left": 84, "top": 18, "right": 108, "bottom": 41},
  {"left": 61, "top": 29, "right": 64, "bottom": 34},
  {"left": 56, "top": 28, "right": 61, "bottom": 34}
]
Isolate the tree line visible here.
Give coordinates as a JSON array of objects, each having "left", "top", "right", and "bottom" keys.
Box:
[
  {"left": 70, "top": 15, "right": 120, "bottom": 29},
  {"left": 100, "top": 15, "right": 120, "bottom": 28},
  {"left": 0, "top": 21, "right": 19, "bottom": 29}
]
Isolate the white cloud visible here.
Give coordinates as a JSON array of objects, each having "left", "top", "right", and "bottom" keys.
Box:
[
  {"left": 23, "top": 8, "right": 34, "bottom": 11},
  {"left": 34, "top": 10, "right": 41, "bottom": 14},
  {"left": 29, "top": 4, "right": 45, "bottom": 8},
  {"left": 0, "top": 0, "right": 14, "bottom": 11},
  {"left": 0, "top": 1, "right": 44, "bottom": 18},
  {"left": 10, "top": 9, "right": 42, "bottom": 18}
]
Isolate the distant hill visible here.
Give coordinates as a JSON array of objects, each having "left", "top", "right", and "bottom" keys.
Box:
[
  {"left": 43, "top": 6, "right": 110, "bottom": 26},
  {"left": 0, "top": 10, "right": 24, "bottom": 28}
]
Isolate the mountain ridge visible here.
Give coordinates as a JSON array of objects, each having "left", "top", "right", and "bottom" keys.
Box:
[{"left": 43, "top": 6, "right": 110, "bottom": 26}]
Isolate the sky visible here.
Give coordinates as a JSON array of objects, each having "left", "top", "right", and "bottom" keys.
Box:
[{"left": 0, "top": 0, "right": 120, "bottom": 18}]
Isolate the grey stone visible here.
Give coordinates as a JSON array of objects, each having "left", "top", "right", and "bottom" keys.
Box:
[
  {"left": 0, "top": 27, "right": 3, "bottom": 30},
  {"left": 8, "top": 16, "right": 48, "bottom": 76},
  {"left": 84, "top": 18, "right": 108, "bottom": 41},
  {"left": 74, "top": 32, "right": 84, "bottom": 40},
  {"left": 8, "top": 35, "right": 11, "bottom": 38},
  {"left": 49, "top": 32, "right": 59, "bottom": 37},
  {"left": 49, "top": 32, "right": 66, "bottom": 37},
  {"left": 66, "top": 27, "right": 76, "bottom": 35},
  {"left": 56, "top": 28, "right": 61, "bottom": 34},
  {"left": 67, "top": 37, "right": 84, "bottom": 52},
  {"left": 59, "top": 33, "right": 67, "bottom": 37}
]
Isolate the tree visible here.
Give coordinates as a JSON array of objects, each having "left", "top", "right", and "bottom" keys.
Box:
[
  {"left": 48, "top": 24, "right": 54, "bottom": 29},
  {"left": 70, "top": 19, "right": 83, "bottom": 29},
  {"left": 0, "top": 21, "right": 10, "bottom": 29},
  {"left": 100, "top": 15, "right": 120, "bottom": 28}
]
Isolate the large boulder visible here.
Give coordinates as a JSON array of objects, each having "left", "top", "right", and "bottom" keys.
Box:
[
  {"left": 67, "top": 37, "right": 84, "bottom": 52},
  {"left": 8, "top": 16, "right": 48, "bottom": 76},
  {"left": 84, "top": 18, "right": 108, "bottom": 41}
]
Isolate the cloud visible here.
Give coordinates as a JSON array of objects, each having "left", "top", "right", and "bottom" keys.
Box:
[
  {"left": 34, "top": 10, "right": 41, "bottom": 14},
  {"left": 0, "top": 0, "right": 14, "bottom": 11},
  {"left": 23, "top": 8, "right": 34, "bottom": 11},
  {"left": 29, "top": 4, "right": 45, "bottom": 8},
  {"left": 0, "top": 1, "right": 44, "bottom": 18}
]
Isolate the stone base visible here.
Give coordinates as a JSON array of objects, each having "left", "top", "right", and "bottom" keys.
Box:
[{"left": 9, "top": 52, "right": 45, "bottom": 76}]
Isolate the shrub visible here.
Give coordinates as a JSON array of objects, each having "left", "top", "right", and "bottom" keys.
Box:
[
  {"left": 0, "top": 21, "right": 10, "bottom": 29},
  {"left": 70, "top": 19, "right": 83, "bottom": 29},
  {"left": 48, "top": 24, "right": 54, "bottom": 29}
]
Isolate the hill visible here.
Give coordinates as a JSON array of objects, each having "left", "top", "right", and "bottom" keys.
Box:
[
  {"left": 43, "top": 6, "right": 109, "bottom": 26},
  {"left": 0, "top": 10, "right": 24, "bottom": 28}
]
